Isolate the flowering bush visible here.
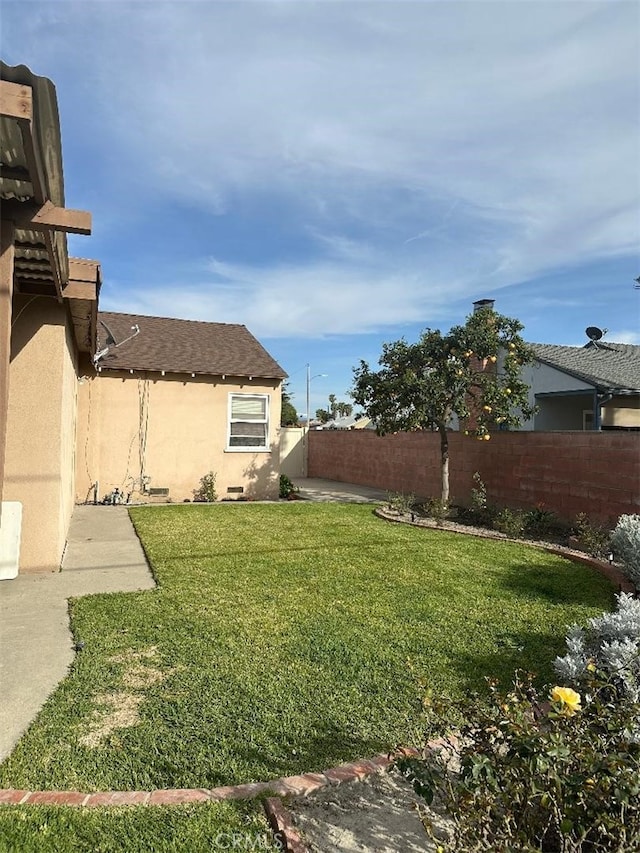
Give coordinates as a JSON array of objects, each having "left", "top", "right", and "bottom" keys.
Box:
[
  {"left": 554, "top": 592, "right": 640, "bottom": 703},
  {"left": 611, "top": 514, "right": 640, "bottom": 589},
  {"left": 398, "top": 669, "right": 640, "bottom": 851}
]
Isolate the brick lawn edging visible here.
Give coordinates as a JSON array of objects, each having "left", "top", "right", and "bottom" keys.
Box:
[
  {"left": 263, "top": 797, "right": 309, "bottom": 853},
  {"left": 0, "top": 752, "right": 413, "bottom": 808}
]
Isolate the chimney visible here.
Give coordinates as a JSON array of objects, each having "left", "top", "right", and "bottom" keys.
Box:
[{"left": 473, "top": 298, "right": 495, "bottom": 312}]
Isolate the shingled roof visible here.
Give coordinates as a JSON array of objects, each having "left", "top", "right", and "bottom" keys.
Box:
[
  {"left": 530, "top": 342, "right": 640, "bottom": 392},
  {"left": 96, "top": 312, "right": 287, "bottom": 380}
]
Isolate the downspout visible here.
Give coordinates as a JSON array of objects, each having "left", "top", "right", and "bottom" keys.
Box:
[{"left": 594, "top": 391, "right": 613, "bottom": 430}]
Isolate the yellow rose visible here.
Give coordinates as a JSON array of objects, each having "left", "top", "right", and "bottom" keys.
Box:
[
  {"left": 550, "top": 686, "right": 582, "bottom": 716},
  {"left": 483, "top": 434, "right": 491, "bottom": 440}
]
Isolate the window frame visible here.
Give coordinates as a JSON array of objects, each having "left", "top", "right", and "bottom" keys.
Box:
[{"left": 226, "top": 392, "right": 271, "bottom": 452}]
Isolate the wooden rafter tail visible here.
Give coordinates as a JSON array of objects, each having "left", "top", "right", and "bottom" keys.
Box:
[
  {"left": 0, "top": 80, "right": 33, "bottom": 123},
  {"left": 3, "top": 200, "right": 91, "bottom": 235}
]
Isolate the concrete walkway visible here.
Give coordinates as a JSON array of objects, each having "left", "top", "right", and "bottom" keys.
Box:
[
  {"left": 296, "top": 478, "right": 387, "bottom": 503},
  {"left": 0, "top": 506, "right": 155, "bottom": 762}
]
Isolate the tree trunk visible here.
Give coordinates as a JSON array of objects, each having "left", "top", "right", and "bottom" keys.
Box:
[{"left": 438, "top": 423, "right": 449, "bottom": 507}]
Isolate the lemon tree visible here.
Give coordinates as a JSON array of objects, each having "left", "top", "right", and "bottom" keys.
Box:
[{"left": 352, "top": 305, "right": 536, "bottom": 505}]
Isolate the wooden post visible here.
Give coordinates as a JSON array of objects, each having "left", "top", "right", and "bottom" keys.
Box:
[{"left": 0, "top": 219, "right": 15, "bottom": 507}]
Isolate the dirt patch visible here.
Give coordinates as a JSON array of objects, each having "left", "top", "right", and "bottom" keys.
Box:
[
  {"left": 289, "top": 770, "right": 453, "bottom": 853},
  {"left": 79, "top": 646, "right": 177, "bottom": 748},
  {"left": 109, "top": 646, "right": 159, "bottom": 665},
  {"left": 122, "top": 664, "right": 166, "bottom": 689},
  {"left": 78, "top": 691, "right": 143, "bottom": 748}
]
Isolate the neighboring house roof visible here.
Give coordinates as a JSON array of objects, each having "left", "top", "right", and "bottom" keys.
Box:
[
  {"left": 323, "top": 415, "right": 373, "bottom": 430},
  {"left": 97, "top": 312, "right": 287, "bottom": 380},
  {"left": 530, "top": 342, "right": 640, "bottom": 393}
]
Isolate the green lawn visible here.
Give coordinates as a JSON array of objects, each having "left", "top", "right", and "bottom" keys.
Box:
[
  {"left": 0, "top": 503, "right": 614, "bottom": 795},
  {"left": 0, "top": 802, "right": 275, "bottom": 853}
]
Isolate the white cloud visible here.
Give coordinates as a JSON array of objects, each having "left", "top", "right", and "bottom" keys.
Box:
[
  {"left": 607, "top": 330, "right": 640, "bottom": 345},
  {"left": 4, "top": 1, "right": 638, "bottom": 338},
  {"left": 100, "top": 255, "right": 454, "bottom": 338}
]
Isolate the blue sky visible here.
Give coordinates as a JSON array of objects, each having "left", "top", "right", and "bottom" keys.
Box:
[{"left": 3, "top": 1, "right": 638, "bottom": 418}]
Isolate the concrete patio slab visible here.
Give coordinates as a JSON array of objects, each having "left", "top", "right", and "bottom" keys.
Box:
[
  {"left": 0, "top": 506, "right": 155, "bottom": 763},
  {"left": 295, "top": 478, "right": 387, "bottom": 504}
]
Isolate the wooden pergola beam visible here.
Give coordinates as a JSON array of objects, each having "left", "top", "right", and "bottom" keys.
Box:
[
  {"left": 0, "top": 80, "right": 32, "bottom": 123},
  {"left": 0, "top": 165, "right": 31, "bottom": 183},
  {"left": 3, "top": 199, "right": 91, "bottom": 235}
]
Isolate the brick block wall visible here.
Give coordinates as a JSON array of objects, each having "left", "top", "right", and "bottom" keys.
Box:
[{"left": 308, "top": 430, "right": 640, "bottom": 525}]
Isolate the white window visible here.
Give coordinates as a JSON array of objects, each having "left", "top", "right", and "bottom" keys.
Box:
[{"left": 228, "top": 394, "right": 270, "bottom": 450}]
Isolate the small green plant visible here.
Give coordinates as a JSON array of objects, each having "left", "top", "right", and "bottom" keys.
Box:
[
  {"left": 386, "top": 491, "right": 415, "bottom": 514},
  {"left": 279, "top": 474, "right": 298, "bottom": 499},
  {"left": 470, "top": 471, "right": 487, "bottom": 513},
  {"left": 192, "top": 471, "right": 218, "bottom": 503},
  {"left": 398, "top": 669, "right": 640, "bottom": 852},
  {"left": 524, "top": 502, "right": 560, "bottom": 536},
  {"left": 494, "top": 507, "right": 526, "bottom": 538},
  {"left": 573, "top": 512, "right": 612, "bottom": 557},
  {"left": 424, "top": 496, "right": 449, "bottom": 525}
]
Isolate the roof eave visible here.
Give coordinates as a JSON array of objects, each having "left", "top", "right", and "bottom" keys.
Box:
[
  {"left": 1, "top": 65, "right": 92, "bottom": 301},
  {"left": 97, "top": 366, "right": 286, "bottom": 381}
]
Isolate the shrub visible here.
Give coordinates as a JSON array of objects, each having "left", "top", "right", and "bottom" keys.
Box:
[
  {"left": 424, "top": 496, "right": 449, "bottom": 525},
  {"left": 386, "top": 492, "right": 415, "bottom": 514},
  {"left": 611, "top": 514, "right": 640, "bottom": 588},
  {"left": 398, "top": 669, "right": 640, "bottom": 852},
  {"left": 494, "top": 507, "right": 526, "bottom": 538},
  {"left": 470, "top": 471, "right": 487, "bottom": 513},
  {"left": 279, "top": 474, "right": 297, "bottom": 499},
  {"left": 192, "top": 471, "right": 218, "bottom": 503},
  {"left": 524, "top": 503, "right": 560, "bottom": 536},
  {"left": 573, "top": 512, "right": 612, "bottom": 558},
  {"left": 554, "top": 592, "right": 640, "bottom": 703}
]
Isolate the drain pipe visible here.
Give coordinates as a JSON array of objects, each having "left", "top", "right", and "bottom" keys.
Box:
[{"left": 594, "top": 391, "right": 613, "bottom": 430}]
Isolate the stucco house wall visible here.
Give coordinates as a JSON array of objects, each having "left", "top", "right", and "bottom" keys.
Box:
[
  {"left": 601, "top": 396, "right": 640, "bottom": 429},
  {"left": 5, "top": 296, "right": 78, "bottom": 572},
  {"left": 520, "top": 361, "right": 594, "bottom": 430},
  {"left": 75, "top": 369, "right": 282, "bottom": 503}
]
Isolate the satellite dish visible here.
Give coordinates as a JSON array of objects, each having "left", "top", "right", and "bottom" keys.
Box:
[
  {"left": 99, "top": 318, "right": 118, "bottom": 346},
  {"left": 585, "top": 326, "right": 603, "bottom": 342}
]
